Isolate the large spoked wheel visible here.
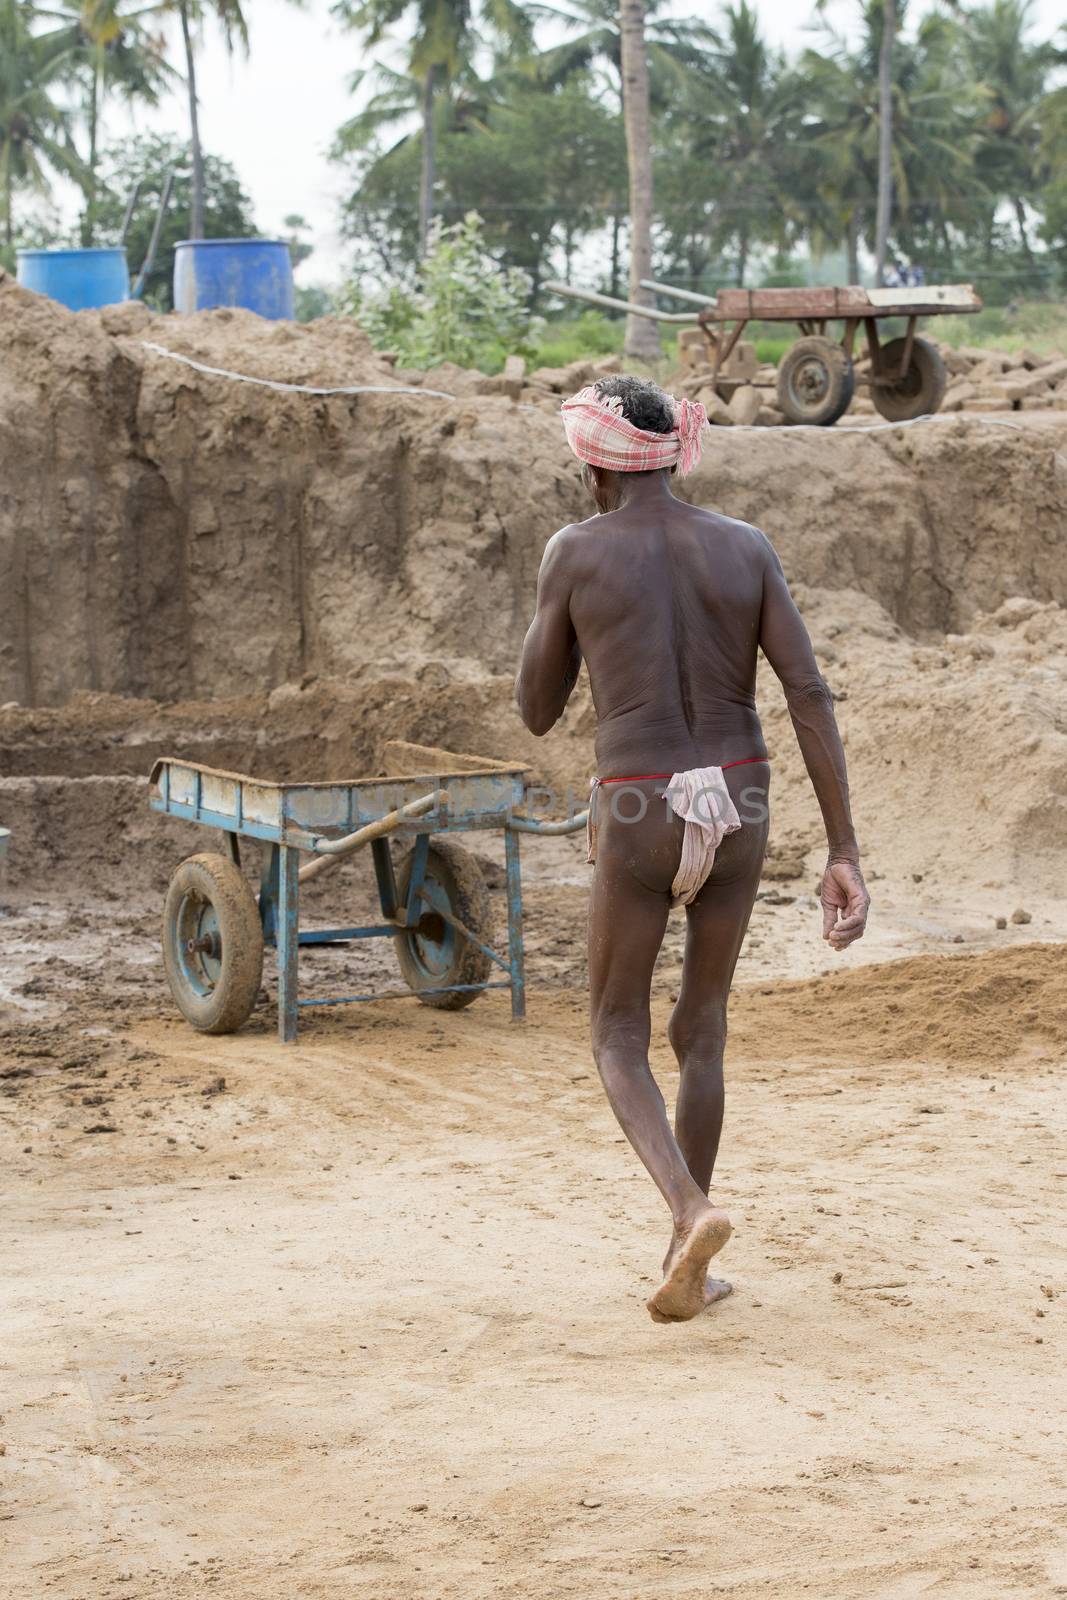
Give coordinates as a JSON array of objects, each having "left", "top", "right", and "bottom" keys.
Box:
[
  {"left": 394, "top": 839, "right": 493, "bottom": 1010},
  {"left": 162, "top": 852, "right": 264, "bottom": 1034},
  {"left": 871, "top": 336, "right": 947, "bottom": 421},
  {"left": 777, "top": 336, "right": 855, "bottom": 426}
]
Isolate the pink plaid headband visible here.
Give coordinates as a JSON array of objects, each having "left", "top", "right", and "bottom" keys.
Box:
[{"left": 560, "top": 385, "right": 708, "bottom": 477}]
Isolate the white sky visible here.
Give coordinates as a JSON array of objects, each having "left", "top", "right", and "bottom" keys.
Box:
[{"left": 79, "top": 0, "right": 1067, "bottom": 284}]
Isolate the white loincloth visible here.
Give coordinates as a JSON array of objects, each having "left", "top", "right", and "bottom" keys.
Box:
[{"left": 586, "top": 766, "right": 742, "bottom": 908}]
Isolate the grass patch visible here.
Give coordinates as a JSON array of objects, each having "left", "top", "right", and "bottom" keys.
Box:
[
  {"left": 754, "top": 335, "right": 793, "bottom": 364},
  {"left": 924, "top": 301, "right": 1067, "bottom": 357},
  {"left": 530, "top": 311, "right": 625, "bottom": 368}
]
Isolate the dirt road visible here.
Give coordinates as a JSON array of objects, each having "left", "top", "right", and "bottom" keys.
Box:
[{"left": 5, "top": 930, "right": 1066, "bottom": 1599}]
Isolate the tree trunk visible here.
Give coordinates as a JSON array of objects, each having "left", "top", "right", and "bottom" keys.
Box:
[
  {"left": 1013, "top": 197, "right": 1035, "bottom": 266},
  {"left": 846, "top": 212, "right": 860, "bottom": 285},
  {"left": 610, "top": 207, "right": 621, "bottom": 299},
  {"left": 3, "top": 145, "right": 12, "bottom": 246},
  {"left": 874, "top": 0, "right": 895, "bottom": 286},
  {"left": 619, "top": 0, "right": 661, "bottom": 360},
  {"left": 736, "top": 222, "right": 749, "bottom": 286},
  {"left": 179, "top": 0, "right": 205, "bottom": 240},
  {"left": 418, "top": 66, "right": 437, "bottom": 258},
  {"left": 80, "top": 61, "right": 100, "bottom": 248}
]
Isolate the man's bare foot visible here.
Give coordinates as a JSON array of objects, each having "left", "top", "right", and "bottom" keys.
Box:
[
  {"left": 648, "top": 1273, "right": 733, "bottom": 1323},
  {"left": 646, "top": 1206, "right": 731, "bottom": 1323}
]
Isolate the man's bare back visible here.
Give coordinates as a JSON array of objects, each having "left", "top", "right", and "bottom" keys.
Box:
[
  {"left": 516, "top": 376, "right": 869, "bottom": 1322},
  {"left": 544, "top": 489, "right": 768, "bottom": 777}
]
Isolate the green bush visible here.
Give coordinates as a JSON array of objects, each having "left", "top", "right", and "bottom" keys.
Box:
[
  {"left": 754, "top": 335, "right": 793, "bottom": 364},
  {"left": 530, "top": 311, "right": 624, "bottom": 367},
  {"left": 925, "top": 300, "right": 1067, "bottom": 357},
  {"left": 340, "top": 213, "right": 532, "bottom": 370}
]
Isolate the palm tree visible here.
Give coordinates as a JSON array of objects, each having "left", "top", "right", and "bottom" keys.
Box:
[
  {"left": 816, "top": 0, "right": 902, "bottom": 285},
  {"left": 799, "top": 44, "right": 873, "bottom": 279},
  {"left": 44, "top": 0, "right": 173, "bottom": 244},
  {"left": 1038, "top": 82, "right": 1067, "bottom": 262},
  {"left": 330, "top": 55, "right": 489, "bottom": 211},
  {"left": 803, "top": 7, "right": 980, "bottom": 281},
  {"left": 964, "top": 0, "right": 1059, "bottom": 267},
  {"left": 535, "top": 0, "right": 716, "bottom": 345},
  {"left": 873, "top": 0, "right": 896, "bottom": 284},
  {"left": 618, "top": 0, "right": 657, "bottom": 356},
  {"left": 159, "top": 0, "right": 279, "bottom": 239},
  {"left": 531, "top": 0, "right": 711, "bottom": 354},
  {"left": 687, "top": 1, "right": 798, "bottom": 284},
  {"left": 333, "top": 0, "right": 531, "bottom": 256},
  {"left": 0, "top": 0, "right": 83, "bottom": 247}
]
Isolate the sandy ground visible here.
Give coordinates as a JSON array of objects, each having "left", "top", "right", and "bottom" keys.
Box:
[{"left": 3, "top": 856, "right": 1066, "bottom": 1600}]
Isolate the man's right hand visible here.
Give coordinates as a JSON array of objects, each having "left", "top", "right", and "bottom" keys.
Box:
[{"left": 820, "top": 859, "right": 870, "bottom": 951}]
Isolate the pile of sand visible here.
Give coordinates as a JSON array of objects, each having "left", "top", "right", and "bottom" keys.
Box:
[{"left": 731, "top": 941, "right": 1067, "bottom": 1066}]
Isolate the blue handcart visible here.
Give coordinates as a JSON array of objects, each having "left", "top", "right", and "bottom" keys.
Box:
[{"left": 148, "top": 745, "right": 587, "bottom": 1042}]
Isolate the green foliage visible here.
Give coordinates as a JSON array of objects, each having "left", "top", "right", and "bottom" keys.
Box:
[
  {"left": 925, "top": 299, "right": 1067, "bottom": 357},
  {"left": 294, "top": 284, "right": 335, "bottom": 322},
  {"left": 335, "top": 0, "right": 1066, "bottom": 310},
  {"left": 0, "top": 0, "right": 84, "bottom": 245},
  {"left": 530, "top": 311, "right": 624, "bottom": 367},
  {"left": 283, "top": 213, "right": 314, "bottom": 270},
  {"left": 50, "top": 0, "right": 176, "bottom": 246},
  {"left": 336, "top": 71, "right": 625, "bottom": 294},
  {"left": 753, "top": 335, "right": 794, "bottom": 364},
  {"left": 341, "top": 212, "right": 533, "bottom": 368},
  {"left": 1038, "top": 85, "right": 1067, "bottom": 267},
  {"left": 92, "top": 133, "right": 258, "bottom": 309}
]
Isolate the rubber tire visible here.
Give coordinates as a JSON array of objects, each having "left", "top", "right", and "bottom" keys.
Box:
[
  {"left": 394, "top": 839, "right": 493, "bottom": 1010},
  {"left": 871, "top": 336, "right": 947, "bottom": 422},
  {"left": 162, "top": 852, "right": 264, "bottom": 1034},
  {"left": 777, "top": 336, "right": 855, "bottom": 426}
]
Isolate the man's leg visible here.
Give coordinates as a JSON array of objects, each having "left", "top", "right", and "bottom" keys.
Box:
[
  {"left": 667, "top": 779, "right": 769, "bottom": 1298},
  {"left": 588, "top": 794, "right": 731, "bottom": 1321}
]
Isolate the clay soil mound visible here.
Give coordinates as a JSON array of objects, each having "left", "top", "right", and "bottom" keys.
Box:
[
  {"left": 3, "top": 272, "right": 1067, "bottom": 710},
  {"left": 732, "top": 941, "right": 1067, "bottom": 1066}
]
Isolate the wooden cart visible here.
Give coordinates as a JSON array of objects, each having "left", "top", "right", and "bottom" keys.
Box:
[{"left": 545, "top": 279, "right": 983, "bottom": 427}]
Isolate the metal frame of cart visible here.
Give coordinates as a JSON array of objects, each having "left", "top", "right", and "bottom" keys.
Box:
[
  {"left": 149, "top": 757, "right": 586, "bottom": 1043},
  {"left": 544, "top": 277, "right": 983, "bottom": 427}
]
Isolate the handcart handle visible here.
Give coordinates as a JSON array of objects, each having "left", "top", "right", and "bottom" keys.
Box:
[
  {"left": 299, "top": 791, "right": 439, "bottom": 883},
  {"left": 507, "top": 811, "right": 589, "bottom": 835}
]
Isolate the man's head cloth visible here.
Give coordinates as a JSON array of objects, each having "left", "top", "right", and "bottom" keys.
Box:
[{"left": 561, "top": 376, "right": 708, "bottom": 477}]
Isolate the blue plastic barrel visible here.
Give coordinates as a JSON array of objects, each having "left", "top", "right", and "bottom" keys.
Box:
[
  {"left": 173, "top": 238, "right": 295, "bottom": 320},
  {"left": 16, "top": 247, "right": 130, "bottom": 311}
]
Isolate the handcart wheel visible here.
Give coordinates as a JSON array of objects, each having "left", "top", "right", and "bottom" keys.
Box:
[
  {"left": 162, "top": 852, "right": 264, "bottom": 1034},
  {"left": 394, "top": 839, "right": 493, "bottom": 1010},
  {"left": 871, "top": 336, "right": 947, "bottom": 422},
  {"left": 776, "top": 336, "right": 854, "bottom": 426}
]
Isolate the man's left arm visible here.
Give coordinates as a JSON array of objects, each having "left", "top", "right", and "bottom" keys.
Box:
[{"left": 516, "top": 530, "right": 582, "bottom": 736}]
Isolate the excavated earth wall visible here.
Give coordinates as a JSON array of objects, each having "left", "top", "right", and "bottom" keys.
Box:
[{"left": 2, "top": 273, "right": 1067, "bottom": 710}]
